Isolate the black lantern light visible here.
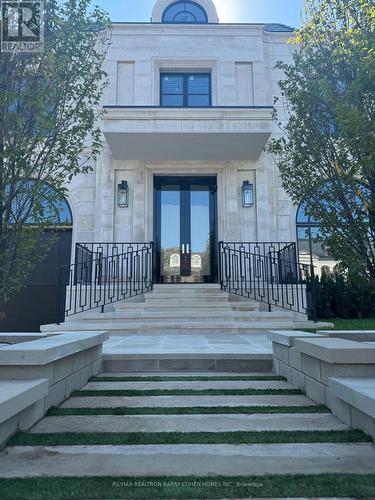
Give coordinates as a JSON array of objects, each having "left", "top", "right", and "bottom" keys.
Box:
[
  {"left": 117, "top": 180, "right": 129, "bottom": 207},
  {"left": 242, "top": 180, "right": 254, "bottom": 207}
]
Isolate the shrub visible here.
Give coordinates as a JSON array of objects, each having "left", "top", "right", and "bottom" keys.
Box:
[{"left": 315, "top": 272, "right": 375, "bottom": 319}]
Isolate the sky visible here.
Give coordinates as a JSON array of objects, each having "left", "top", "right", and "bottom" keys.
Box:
[{"left": 93, "top": 0, "right": 304, "bottom": 28}]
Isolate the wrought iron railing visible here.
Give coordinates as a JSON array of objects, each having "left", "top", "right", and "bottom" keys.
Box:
[
  {"left": 56, "top": 242, "right": 153, "bottom": 324},
  {"left": 218, "top": 241, "right": 297, "bottom": 258},
  {"left": 219, "top": 242, "right": 317, "bottom": 320}
]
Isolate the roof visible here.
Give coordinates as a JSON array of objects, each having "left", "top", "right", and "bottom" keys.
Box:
[
  {"left": 264, "top": 23, "right": 294, "bottom": 32},
  {"left": 110, "top": 21, "right": 295, "bottom": 31}
]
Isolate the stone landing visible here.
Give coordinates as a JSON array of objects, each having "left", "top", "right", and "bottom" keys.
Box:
[{"left": 102, "top": 333, "right": 274, "bottom": 372}]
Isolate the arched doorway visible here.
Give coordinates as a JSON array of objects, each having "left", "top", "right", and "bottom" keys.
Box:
[{"left": 0, "top": 184, "right": 73, "bottom": 332}]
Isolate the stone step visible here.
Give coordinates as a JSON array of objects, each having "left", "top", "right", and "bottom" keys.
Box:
[
  {"left": 115, "top": 302, "right": 260, "bottom": 311},
  {"left": 79, "top": 311, "right": 292, "bottom": 322},
  {"left": 48, "top": 321, "right": 295, "bottom": 333},
  {"left": 29, "top": 413, "right": 348, "bottom": 434},
  {"left": 153, "top": 284, "right": 221, "bottom": 290},
  {"left": 62, "top": 394, "right": 316, "bottom": 408},
  {"left": 143, "top": 299, "right": 232, "bottom": 306},
  {"left": 83, "top": 380, "right": 293, "bottom": 390},
  {"left": 145, "top": 290, "right": 230, "bottom": 297},
  {"left": 2, "top": 443, "right": 375, "bottom": 477}
]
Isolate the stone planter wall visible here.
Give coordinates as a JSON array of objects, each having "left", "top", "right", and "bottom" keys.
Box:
[
  {"left": 270, "top": 331, "right": 375, "bottom": 440},
  {"left": 0, "top": 331, "right": 108, "bottom": 447}
]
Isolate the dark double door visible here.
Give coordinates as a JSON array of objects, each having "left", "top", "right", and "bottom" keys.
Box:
[{"left": 154, "top": 176, "right": 218, "bottom": 283}]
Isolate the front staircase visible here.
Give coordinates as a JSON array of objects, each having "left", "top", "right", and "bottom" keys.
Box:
[
  {"left": 2, "top": 370, "right": 375, "bottom": 499},
  {"left": 42, "top": 284, "right": 321, "bottom": 335}
]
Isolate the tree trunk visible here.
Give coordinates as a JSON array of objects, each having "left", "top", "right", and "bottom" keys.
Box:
[{"left": 0, "top": 54, "right": 6, "bottom": 318}]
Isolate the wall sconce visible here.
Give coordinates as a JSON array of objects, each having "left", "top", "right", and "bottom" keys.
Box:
[
  {"left": 117, "top": 180, "right": 129, "bottom": 207},
  {"left": 242, "top": 180, "right": 254, "bottom": 207}
]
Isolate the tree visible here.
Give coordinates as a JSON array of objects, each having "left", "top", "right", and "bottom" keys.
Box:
[
  {"left": 269, "top": 0, "right": 375, "bottom": 285},
  {"left": 0, "top": 0, "right": 110, "bottom": 317}
]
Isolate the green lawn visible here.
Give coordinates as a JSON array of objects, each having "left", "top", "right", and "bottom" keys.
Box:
[
  {"left": 305, "top": 317, "right": 375, "bottom": 332},
  {"left": 323, "top": 318, "right": 375, "bottom": 330},
  {"left": 1, "top": 474, "right": 375, "bottom": 499},
  {"left": 48, "top": 405, "right": 328, "bottom": 416},
  {"left": 8, "top": 429, "right": 370, "bottom": 447}
]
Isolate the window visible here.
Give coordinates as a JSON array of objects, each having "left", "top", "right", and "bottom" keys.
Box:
[
  {"left": 7, "top": 180, "right": 73, "bottom": 226},
  {"left": 296, "top": 202, "right": 335, "bottom": 276},
  {"left": 160, "top": 73, "right": 211, "bottom": 107},
  {"left": 162, "top": 1, "right": 208, "bottom": 23}
]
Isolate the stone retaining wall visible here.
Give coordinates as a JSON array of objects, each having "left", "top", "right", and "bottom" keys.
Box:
[
  {"left": 270, "top": 331, "right": 375, "bottom": 439},
  {"left": 0, "top": 331, "right": 108, "bottom": 447}
]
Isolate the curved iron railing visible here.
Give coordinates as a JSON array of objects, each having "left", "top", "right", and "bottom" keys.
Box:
[
  {"left": 219, "top": 242, "right": 317, "bottom": 320},
  {"left": 56, "top": 242, "right": 153, "bottom": 324}
]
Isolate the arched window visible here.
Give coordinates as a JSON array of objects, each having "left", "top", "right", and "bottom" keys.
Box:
[
  {"left": 296, "top": 202, "right": 331, "bottom": 272},
  {"left": 8, "top": 180, "right": 73, "bottom": 226},
  {"left": 169, "top": 253, "right": 180, "bottom": 268},
  {"left": 162, "top": 1, "right": 208, "bottom": 23}
]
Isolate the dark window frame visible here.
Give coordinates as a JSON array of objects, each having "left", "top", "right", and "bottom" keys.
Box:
[{"left": 160, "top": 72, "right": 212, "bottom": 107}]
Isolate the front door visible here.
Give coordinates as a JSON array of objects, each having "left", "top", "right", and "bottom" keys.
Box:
[{"left": 154, "top": 176, "right": 217, "bottom": 283}]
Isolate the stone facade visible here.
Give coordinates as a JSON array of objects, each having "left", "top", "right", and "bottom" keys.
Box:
[{"left": 65, "top": 0, "right": 296, "bottom": 251}]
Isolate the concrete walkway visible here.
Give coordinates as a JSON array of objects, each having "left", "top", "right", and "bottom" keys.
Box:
[{"left": 103, "top": 334, "right": 273, "bottom": 355}]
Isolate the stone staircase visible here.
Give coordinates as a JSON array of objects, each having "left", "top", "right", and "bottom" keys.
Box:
[
  {"left": 1, "top": 371, "right": 375, "bottom": 498},
  {"left": 42, "top": 284, "right": 322, "bottom": 335}
]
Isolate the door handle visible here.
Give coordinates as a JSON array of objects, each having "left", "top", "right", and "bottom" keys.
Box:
[
  {"left": 181, "top": 244, "right": 185, "bottom": 255},
  {"left": 186, "top": 244, "right": 190, "bottom": 254}
]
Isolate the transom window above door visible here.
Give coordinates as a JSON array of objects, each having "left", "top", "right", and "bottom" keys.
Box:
[{"left": 160, "top": 73, "right": 211, "bottom": 107}]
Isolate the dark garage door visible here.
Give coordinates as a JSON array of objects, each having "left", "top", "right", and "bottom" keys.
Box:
[{"left": 0, "top": 230, "right": 73, "bottom": 332}]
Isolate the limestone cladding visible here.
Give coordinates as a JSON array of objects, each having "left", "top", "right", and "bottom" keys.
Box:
[{"left": 62, "top": 15, "right": 295, "bottom": 246}]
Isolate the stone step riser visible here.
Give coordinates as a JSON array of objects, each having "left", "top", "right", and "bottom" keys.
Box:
[
  {"left": 99, "top": 371, "right": 277, "bottom": 377},
  {"left": 102, "top": 358, "right": 273, "bottom": 374}
]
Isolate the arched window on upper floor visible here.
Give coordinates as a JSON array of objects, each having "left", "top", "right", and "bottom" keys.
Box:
[{"left": 162, "top": 1, "right": 208, "bottom": 23}]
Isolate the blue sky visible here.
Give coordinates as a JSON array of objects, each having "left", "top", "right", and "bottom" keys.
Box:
[{"left": 94, "top": 0, "right": 304, "bottom": 28}]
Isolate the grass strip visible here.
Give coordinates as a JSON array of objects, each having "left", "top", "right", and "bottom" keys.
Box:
[
  {"left": 1, "top": 474, "right": 375, "bottom": 499},
  {"left": 90, "top": 375, "right": 286, "bottom": 382},
  {"left": 8, "top": 430, "right": 370, "bottom": 446},
  {"left": 72, "top": 388, "right": 302, "bottom": 397},
  {"left": 48, "top": 405, "right": 329, "bottom": 416}
]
